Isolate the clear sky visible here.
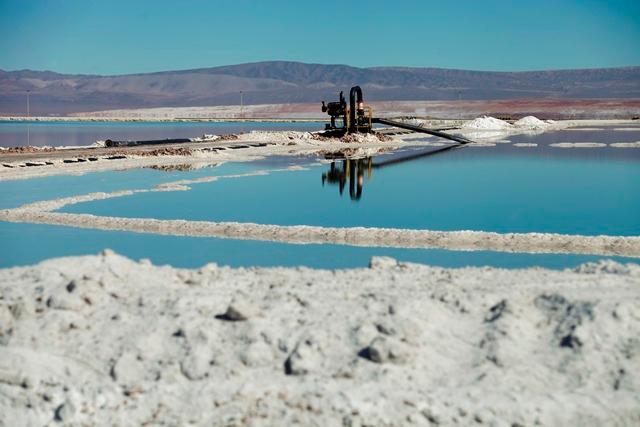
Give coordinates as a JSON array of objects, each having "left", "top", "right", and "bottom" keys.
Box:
[{"left": 1, "top": 0, "right": 639, "bottom": 75}]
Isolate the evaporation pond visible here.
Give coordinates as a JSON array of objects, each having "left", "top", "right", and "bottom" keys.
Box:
[
  {"left": 0, "top": 120, "right": 324, "bottom": 147},
  {"left": 60, "top": 148, "right": 640, "bottom": 236},
  {"left": 0, "top": 161, "right": 264, "bottom": 209}
]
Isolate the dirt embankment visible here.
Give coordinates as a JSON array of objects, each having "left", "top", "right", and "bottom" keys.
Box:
[{"left": 1, "top": 146, "right": 56, "bottom": 154}]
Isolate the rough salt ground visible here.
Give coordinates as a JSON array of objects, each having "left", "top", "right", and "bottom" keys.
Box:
[{"left": 1, "top": 252, "right": 639, "bottom": 426}]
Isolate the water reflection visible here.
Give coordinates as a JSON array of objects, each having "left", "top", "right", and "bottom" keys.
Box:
[
  {"left": 321, "top": 158, "right": 372, "bottom": 200},
  {"left": 321, "top": 145, "right": 462, "bottom": 201}
]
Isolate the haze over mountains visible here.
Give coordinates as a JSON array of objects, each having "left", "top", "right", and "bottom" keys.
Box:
[{"left": 1, "top": 61, "right": 639, "bottom": 115}]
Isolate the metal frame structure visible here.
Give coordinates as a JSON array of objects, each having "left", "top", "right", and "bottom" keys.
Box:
[{"left": 321, "top": 86, "right": 475, "bottom": 145}]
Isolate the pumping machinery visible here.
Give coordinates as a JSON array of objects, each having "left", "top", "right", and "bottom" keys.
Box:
[
  {"left": 321, "top": 85, "right": 474, "bottom": 145},
  {"left": 321, "top": 86, "right": 373, "bottom": 135},
  {"left": 320, "top": 85, "right": 478, "bottom": 201}
]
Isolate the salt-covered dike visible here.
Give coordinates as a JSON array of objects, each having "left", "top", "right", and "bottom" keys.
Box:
[
  {"left": 1, "top": 118, "right": 639, "bottom": 182},
  {"left": 1, "top": 252, "right": 639, "bottom": 426}
]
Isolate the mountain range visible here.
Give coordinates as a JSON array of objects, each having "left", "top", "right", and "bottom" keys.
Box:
[{"left": 1, "top": 61, "right": 639, "bottom": 115}]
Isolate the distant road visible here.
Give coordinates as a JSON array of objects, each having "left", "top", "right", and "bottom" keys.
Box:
[{"left": 2, "top": 98, "right": 639, "bottom": 121}]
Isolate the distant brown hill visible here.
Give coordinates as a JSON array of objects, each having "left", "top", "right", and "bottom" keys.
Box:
[{"left": 1, "top": 61, "right": 639, "bottom": 115}]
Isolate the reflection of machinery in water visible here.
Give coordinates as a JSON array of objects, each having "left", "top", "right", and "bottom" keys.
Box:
[
  {"left": 321, "top": 158, "right": 372, "bottom": 201},
  {"left": 321, "top": 144, "right": 463, "bottom": 201},
  {"left": 320, "top": 85, "right": 475, "bottom": 201}
]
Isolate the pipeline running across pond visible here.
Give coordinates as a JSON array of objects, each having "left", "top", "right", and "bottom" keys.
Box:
[{"left": 372, "top": 117, "right": 475, "bottom": 145}]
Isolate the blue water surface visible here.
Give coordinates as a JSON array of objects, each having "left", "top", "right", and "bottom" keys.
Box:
[
  {"left": 60, "top": 151, "right": 640, "bottom": 236},
  {"left": 0, "top": 162, "right": 263, "bottom": 209},
  {"left": 0, "top": 222, "right": 634, "bottom": 270},
  {"left": 2, "top": 128, "right": 639, "bottom": 269}
]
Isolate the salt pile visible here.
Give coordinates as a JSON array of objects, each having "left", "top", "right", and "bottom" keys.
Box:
[
  {"left": 339, "top": 132, "right": 388, "bottom": 143},
  {"left": 460, "top": 115, "right": 565, "bottom": 138},
  {"left": 54, "top": 140, "right": 107, "bottom": 150},
  {"left": 190, "top": 134, "right": 220, "bottom": 142},
  {"left": 244, "top": 131, "right": 315, "bottom": 142},
  {"left": 514, "top": 116, "right": 551, "bottom": 130},
  {"left": 461, "top": 116, "right": 513, "bottom": 130}
]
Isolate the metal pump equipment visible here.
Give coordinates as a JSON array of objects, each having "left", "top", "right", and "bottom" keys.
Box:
[
  {"left": 322, "top": 86, "right": 475, "bottom": 145},
  {"left": 321, "top": 86, "right": 372, "bottom": 135}
]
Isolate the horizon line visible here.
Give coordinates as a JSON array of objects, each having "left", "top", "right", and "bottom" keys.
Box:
[{"left": 2, "top": 60, "right": 640, "bottom": 78}]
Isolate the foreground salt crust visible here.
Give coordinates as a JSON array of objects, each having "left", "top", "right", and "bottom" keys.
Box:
[{"left": 1, "top": 252, "right": 639, "bottom": 426}]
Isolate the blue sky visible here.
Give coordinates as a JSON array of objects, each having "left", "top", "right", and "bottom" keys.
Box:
[{"left": 1, "top": 0, "right": 639, "bottom": 75}]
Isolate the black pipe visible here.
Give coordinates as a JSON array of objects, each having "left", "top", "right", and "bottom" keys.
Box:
[
  {"left": 348, "top": 160, "right": 364, "bottom": 200},
  {"left": 372, "top": 117, "right": 475, "bottom": 145},
  {"left": 371, "top": 145, "right": 463, "bottom": 169},
  {"left": 105, "top": 138, "right": 191, "bottom": 147},
  {"left": 349, "top": 86, "right": 363, "bottom": 133}
]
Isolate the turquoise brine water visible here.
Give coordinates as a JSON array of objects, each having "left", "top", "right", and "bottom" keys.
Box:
[
  {"left": 2, "top": 128, "right": 639, "bottom": 269},
  {"left": 0, "top": 222, "right": 636, "bottom": 270},
  {"left": 0, "top": 120, "right": 325, "bottom": 147},
  {"left": 60, "top": 151, "right": 640, "bottom": 236},
  {"left": 0, "top": 162, "right": 263, "bottom": 210}
]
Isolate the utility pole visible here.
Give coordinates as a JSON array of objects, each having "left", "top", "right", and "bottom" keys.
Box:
[
  {"left": 239, "top": 91, "right": 244, "bottom": 134},
  {"left": 26, "top": 90, "right": 31, "bottom": 146}
]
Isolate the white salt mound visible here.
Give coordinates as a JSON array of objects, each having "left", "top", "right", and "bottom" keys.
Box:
[
  {"left": 245, "top": 131, "right": 314, "bottom": 142},
  {"left": 52, "top": 140, "right": 107, "bottom": 150},
  {"left": 462, "top": 115, "right": 556, "bottom": 133},
  {"left": 462, "top": 116, "right": 513, "bottom": 130},
  {"left": 514, "top": 116, "right": 550, "bottom": 130},
  {"left": 190, "top": 134, "right": 220, "bottom": 142}
]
